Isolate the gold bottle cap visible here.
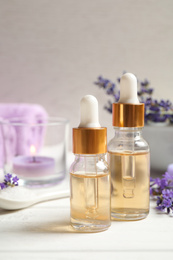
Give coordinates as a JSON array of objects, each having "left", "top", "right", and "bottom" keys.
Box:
[
  {"left": 73, "top": 127, "right": 107, "bottom": 154},
  {"left": 112, "top": 103, "right": 144, "bottom": 127}
]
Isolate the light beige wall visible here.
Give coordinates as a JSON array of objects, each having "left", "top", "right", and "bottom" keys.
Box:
[{"left": 0, "top": 0, "right": 172, "bottom": 139}]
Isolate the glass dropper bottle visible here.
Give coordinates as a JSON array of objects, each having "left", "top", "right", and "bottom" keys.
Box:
[
  {"left": 108, "top": 73, "right": 150, "bottom": 221},
  {"left": 70, "top": 95, "right": 111, "bottom": 232}
]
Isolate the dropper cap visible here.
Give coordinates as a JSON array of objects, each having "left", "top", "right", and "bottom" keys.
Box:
[
  {"left": 73, "top": 95, "right": 107, "bottom": 154},
  {"left": 79, "top": 95, "right": 101, "bottom": 128},
  {"left": 112, "top": 73, "right": 144, "bottom": 127}
]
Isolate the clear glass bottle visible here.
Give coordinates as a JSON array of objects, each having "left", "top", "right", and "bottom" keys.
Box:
[
  {"left": 70, "top": 94, "right": 111, "bottom": 232},
  {"left": 70, "top": 153, "right": 111, "bottom": 232},
  {"left": 108, "top": 127, "right": 150, "bottom": 221},
  {"left": 108, "top": 73, "right": 150, "bottom": 221}
]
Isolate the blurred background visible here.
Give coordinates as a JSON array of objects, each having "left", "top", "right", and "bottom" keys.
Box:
[{"left": 0, "top": 0, "right": 173, "bottom": 153}]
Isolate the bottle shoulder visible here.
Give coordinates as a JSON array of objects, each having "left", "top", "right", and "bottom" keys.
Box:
[
  {"left": 70, "top": 155, "right": 109, "bottom": 175},
  {"left": 108, "top": 135, "right": 150, "bottom": 153}
]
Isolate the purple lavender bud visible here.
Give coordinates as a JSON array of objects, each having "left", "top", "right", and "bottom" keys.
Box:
[
  {"left": 162, "top": 198, "right": 172, "bottom": 208},
  {"left": 162, "top": 189, "right": 172, "bottom": 197},
  {"left": 104, "top": 106, "right": 112, "bottom": 113},
  {"left": 157, "top": 196, "right": 162, "bottom": 206},
  {"left": 4, "top": 173, "right": 12, "bottom": 183},
  {"left": 141, "top": 79, "right": 150, "bottom": 87},
  {"left": 104, "top": 100, "right": 113, "bottom": 113},
  {"left": 0, "top": 183, "right": 7, "bottom": 190},
  {"left": 145, "top": 98, "right": 153, "bottom": 106},
  {"left": 149, "top": 106, "right": 160, "bottom": 112},
  {"left": 146, "top": 88, "right": 153, "bottom": 94},
  {"left": 106, "top": 84, "right": 115, "bottom": 95},
  {"left": 156, "top": 205, "right": 164, "bottom": 211},
  {"left": 12, "top": 176, "right": 19, "bottom": 185},
  {"left": 167, "top": 208, "right": 170, "bottom": 214},
  {"left": 155, "top": 178, "right": 161, "bottom": 186},
  {"left": 163, "top": 172, "right": 173, "bottom": 183},
  {"left": 160, "top": 178, "right": 168, "bottom": 190},
  {"left": 114, "top": 93, "right": 120, "bottom": 102},
  {"left": 117, "top": 77, "right": 120, "bottom": 83},
  {"left": 150, "top": 187, "right": 153, "bottom": 195},
  {"left": 150, "top": 177, "right": 154, "bottom": 182}
]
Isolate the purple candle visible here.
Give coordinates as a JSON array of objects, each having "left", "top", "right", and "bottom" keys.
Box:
[{"left": 12, "top": 145, "right": 55, "bottom": 178}]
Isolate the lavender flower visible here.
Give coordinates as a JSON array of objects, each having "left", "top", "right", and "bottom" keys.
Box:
[
  {"left": 0, "top": 173, "right": 19, "bottom": 190},
  {"left": 4, "top": 173, "right": 12, "bottom": 183},
  {"left": 156, "top": 189, "right": 173, "bottom": 214},
  {"left": 12, "top": 176, "right": 19, "bottom": 185},
  {"left": 150, "top": 172, "right": 172, "bottom": 197},
  {"left": 150, "top": 171, "right": 173, "bottom": 215},
  {"left": 163, "top": 172, "right": 173, "bottom": 188},
  {"left": 94, "top": 73, "right": 173, "bottom": 123}
]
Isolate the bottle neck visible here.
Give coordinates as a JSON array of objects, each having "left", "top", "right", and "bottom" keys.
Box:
[
  {"left": 113, "top": 127, "right": 143, "bottom": 140},
  {"left": 74, "top": 153, "right": 106, "bottom": 163}
]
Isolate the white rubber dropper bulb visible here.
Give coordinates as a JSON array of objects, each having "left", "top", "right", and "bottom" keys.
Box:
[
  {"left": 118, "top": 73, "right": 140, "bottom": 104},
  {"left": 78, "top": 95, "right": 101, "bottom": 128}
]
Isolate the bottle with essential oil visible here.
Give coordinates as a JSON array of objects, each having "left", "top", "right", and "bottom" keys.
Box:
[
  {"left": 70, "top": 95, "right": 111, "bottom": 232},
  {"left": 108, "top": 73, "right": 150, "bottom": 221}
]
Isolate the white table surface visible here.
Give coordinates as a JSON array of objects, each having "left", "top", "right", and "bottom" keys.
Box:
[{"left": 0, "top": 179, "right": 173, "bottom": 260}]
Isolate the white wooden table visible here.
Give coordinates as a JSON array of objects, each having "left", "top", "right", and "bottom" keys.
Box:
[{"left": 0, "top": 180, "right": 173, "bottom": 260}]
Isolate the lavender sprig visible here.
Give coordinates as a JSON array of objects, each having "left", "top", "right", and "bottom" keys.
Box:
[
  {"left": 0, "top": 173, "right": 19, "bottom": 190},
  {"left": 95, "top": 73, "right": 173, "bottom": 123},
  {"left": 156, "top": 190, "right": 173, "bottom": 214},
  {"left": 150, "top": 172, "right": 173, "bottom": 215},
  {"left": 95, "top": 76, "right": 120, "bottom": 102}
]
